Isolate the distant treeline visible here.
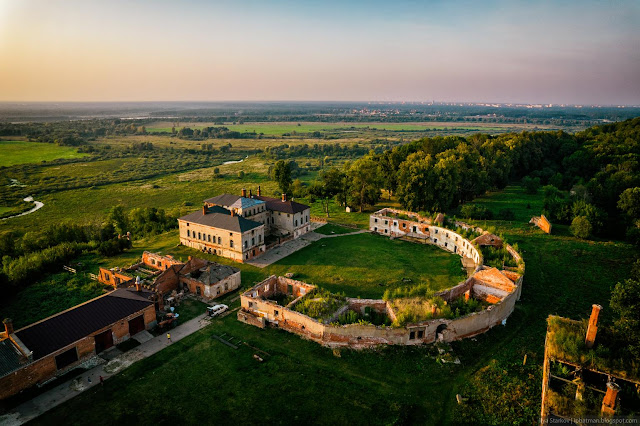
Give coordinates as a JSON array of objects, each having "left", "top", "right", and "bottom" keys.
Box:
[{"left": 305, "top": 117, "right": 640, "bottom": 241}]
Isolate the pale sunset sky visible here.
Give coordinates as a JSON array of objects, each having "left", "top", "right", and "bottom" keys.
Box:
[{"left": 0, "top": 0, "right": 638, "bottom": 104}]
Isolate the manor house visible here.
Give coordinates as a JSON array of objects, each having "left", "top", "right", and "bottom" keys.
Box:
[{"left": 178, "top": 187, "right": 311, "bottom": 262}]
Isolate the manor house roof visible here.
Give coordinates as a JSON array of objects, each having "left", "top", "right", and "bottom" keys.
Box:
[
  {"left": 253, "top": 195, "right": 309, "bottom": 214},
  {"left": 179, "top": 209, "right": 262, "bottom": 233}
]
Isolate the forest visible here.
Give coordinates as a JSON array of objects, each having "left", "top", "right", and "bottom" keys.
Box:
[{"left": 299, "top": 117, "right": 640, "bottom": 242}]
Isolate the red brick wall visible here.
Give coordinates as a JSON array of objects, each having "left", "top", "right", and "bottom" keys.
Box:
[
  {"left": 142, "top": 252, "right": 183, "bottom": 271},
  {"left": 98, "top": 268, "right": 132, "bottom": 288}
]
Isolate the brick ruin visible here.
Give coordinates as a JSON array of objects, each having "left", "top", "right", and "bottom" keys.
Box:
[
  {"left": 541, "top": 306, "right": 640, "bottom": 420},
  {"left": 238, "top": 211, "right": 525, "bottom": 348},
  {"left": 530, "top": 214, "right": 552, "bottom": 234}
]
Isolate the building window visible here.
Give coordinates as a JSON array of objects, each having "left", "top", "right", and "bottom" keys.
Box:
[
  {"left": 158, "top": 262, "right": 162, "bottom": 268},
  {"left": 384, "top": 220, "right": 388, "bottom": 225},
  {"left": 259, "top": 235, "right": 262, "bottom": 242},
  {"left": 218, "top": 237, "right": 221, "bottom": 244},
  {"left": 186, "top": 223, "right": 190, "bottom": 227},
  {"left": 295, "top": 220, "right": 298, "bottom": 226},
  {"left": 274, "top": 310, "right": 279, "bottom": 316},
  {"left": 244, "top": 241, "right": 248, "bottom": 249},
  {"left": 230, "top": 240, "right": 234, "bottom": 248},
  {"left": 393, "top": 221, "right": 397, "bottom": 226},
  {"left": 251, "top": 237, "right": 255, "bottom": 245},
  {"left": 435, "top": 229, "right": 438, "bottom": 234},
  {"left": 409, "top": 331, "right": 415, "bottom": 340},
  {"left": 198, "top": 232, "right": 201, "bottom": 240},
  {"left": 374, "top": 218, "right": 378, "bottom": 223},
  {"left": 187, "top": 230, "right": 190, "bottom": 237},
  {"left": 249, "top": 302, "right": 254, "bottom": 308},
  {"left": 208, "top": 235, "right": 211, "bottom": 242},
  {"left": 418, "top": 330, "right": 424, "bottom": 339}
]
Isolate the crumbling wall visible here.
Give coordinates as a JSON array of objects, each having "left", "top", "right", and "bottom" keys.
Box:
[
  {"left": 530, "top": 215, "right": 552, "bottom": 234},
  {"left": 142, "top": 252, "right": 183, "bottom": 271}
]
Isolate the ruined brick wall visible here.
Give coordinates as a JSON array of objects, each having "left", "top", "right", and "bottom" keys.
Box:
[
  {"left": 275, "top": 276, "right": 315, "bottom": 298},
  {"left": 435, "top": 277, "right": 474, "bottom": 302},
  {"left": 531, "top": 215, "right": 552, "bottom": 234},
  {"left": 202, "top": 271, "right": 241, "bottom": 299},
  {"left": 153, "top": 267, "right": 181, "bottom": 295},
  {"left": 142, "top": 252, "right": 183, "bottom": 271},
  {"left": 98, "top": 268, "right": 133, "bottom": 288}
]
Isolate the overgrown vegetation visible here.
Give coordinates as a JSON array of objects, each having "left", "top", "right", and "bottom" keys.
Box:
[{"left": 291, "top": 288, "right": 346, "bottom": 321}]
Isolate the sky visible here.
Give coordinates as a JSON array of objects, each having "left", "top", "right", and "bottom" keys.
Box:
[{"left": 0, "top": 0, "right": 638, "bottom": 104}]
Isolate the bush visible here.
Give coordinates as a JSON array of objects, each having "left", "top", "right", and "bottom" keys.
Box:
[
  {"left": 460, "top": 204, "right": 493, "bottom": 220},
  {"left": 570, "top": 216, "right": 592, "bottom": 239},
  {"left": 522, "top": 176, "right": 541, "bottom": 194},
  {"left": 498, "top": 208, "right": 515, "bottom": 221}
]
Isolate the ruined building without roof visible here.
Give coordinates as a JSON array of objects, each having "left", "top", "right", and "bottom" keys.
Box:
[
  {"left": 238, "top": 209, "right": 524, "bottom": 348},
  {"left": 178, "top": 187, "right": 310, "bottom": 263}
]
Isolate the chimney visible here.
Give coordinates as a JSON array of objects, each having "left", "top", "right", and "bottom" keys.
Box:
[
  {"left": 282, "top": 193, "right": 287, "bottom": 202},
  {"left": 135, "top": 276, "right": 142, "bottom": 292},
  {"left": 601, "top": 382, "right": 620, "bottom": 416},
  {"left": 585, "top": 304, "right": 602, "bottom": 348},
  {"left": 249, "top": 189, "right": 252, "bottom": 198},
  {"left": 241, "top": 188, "right": 247, "bottom": 198},
  {"left": 257, "top": 185, "right": 261, "bottom": 196},
  {"left": 230, "top": 209, "right": 235, "bottom": 217},
  {"left": 3, "top": 318, "right": 14, "bottom": 336},
  {"left": 202, "top": 205, "right": 207, "bottom": 215}
]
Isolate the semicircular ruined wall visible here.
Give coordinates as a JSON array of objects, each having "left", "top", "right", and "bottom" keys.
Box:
[{"left": 238, "top": 212, "right": 524, "bottom": 349}]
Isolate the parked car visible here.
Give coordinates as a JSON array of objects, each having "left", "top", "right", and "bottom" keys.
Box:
[{"left": 207, "top": 304, "right": 228, "bottom": 317}]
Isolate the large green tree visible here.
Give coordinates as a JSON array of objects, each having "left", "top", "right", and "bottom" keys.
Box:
[{"left": 273, "top": 160, "right": 293, "bottom": 194}]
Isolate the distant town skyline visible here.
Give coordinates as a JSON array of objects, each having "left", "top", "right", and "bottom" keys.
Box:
[{"left": 1, "top": 0, "right": 638, "bottom": 105}]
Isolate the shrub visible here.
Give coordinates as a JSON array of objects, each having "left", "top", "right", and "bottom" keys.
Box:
[
  {"left": 522, "top": 176, "right": 541, "bottom": 194},
  {"left": 460, "top": 204, "right": 493, "bottom": 220},
  {"left": 498, "top": 208, "right": 515, "bottom": 221},
  {"left": 570, "top": 216, "right": 592, "bottom": 239}
]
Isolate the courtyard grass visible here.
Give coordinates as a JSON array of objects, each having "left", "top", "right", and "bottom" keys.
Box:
[
  {"left": 0, "top": 140, "right": 87, "bottom": 167},
  {"left": 313, "top": 223, "right": 360, "bottom": 235}
]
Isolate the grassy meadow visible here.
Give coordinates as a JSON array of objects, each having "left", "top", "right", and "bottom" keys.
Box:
[{"left": 0, "top": 140, "right": 87, "bottom": 167}]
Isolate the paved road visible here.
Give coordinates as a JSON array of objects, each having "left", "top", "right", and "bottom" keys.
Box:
[{"left": 0, "top": 314, "right": 211, "bottom": 426}]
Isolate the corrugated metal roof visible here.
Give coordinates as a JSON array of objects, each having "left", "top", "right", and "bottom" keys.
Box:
[
  {"left": 15, "top": 289, "right": 153, "bottom": 360},
  {"left": 0, "top": 338, "right": 27, "bottom": 378}
]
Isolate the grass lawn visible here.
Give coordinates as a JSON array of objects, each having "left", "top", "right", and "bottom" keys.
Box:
[
  {"left": 0, "top": 140, "right": 87, "bottom": 167},
  {"left": 461, "top": 185, "right": 544, "bottom": 223},
  {"left": 314, "top": 223, "right": 360, "bottom": 235}
]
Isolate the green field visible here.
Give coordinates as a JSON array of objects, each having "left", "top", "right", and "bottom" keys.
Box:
[
  {"left": 145, "top": 121, "right": 548, "bottom": 135},
  {"left": 0, "top": 140, "right": 87, "bottom": 167}
]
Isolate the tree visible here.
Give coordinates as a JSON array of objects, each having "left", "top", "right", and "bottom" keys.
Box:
[
  {"left": 273, "top": 160, "right": 292, "bottom": 194},
  {"left": 610, "top": 261, "right": 640, "bottom": 359},
  {"left": 345, "top": 156, "right": 382, "bottom": 212},
  {"left": 570, "top": 216, "right": 591, "bottom": 239},
  {"left": 522, "top": 176, "right": 541, "bottom": 194},
  {"left": 107, "top": 206, "right": 128, "bottom": 235},
  {"left": 618, "top": 187, "right": 640, "bottom": 220}
]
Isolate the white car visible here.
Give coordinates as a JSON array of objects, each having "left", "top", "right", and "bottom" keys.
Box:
[{"left": 207, "top": 304, "right": 228, "bottom": 317}]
